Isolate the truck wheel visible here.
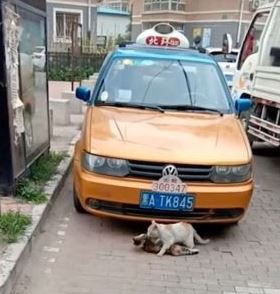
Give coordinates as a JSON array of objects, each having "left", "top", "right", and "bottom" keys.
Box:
[
  {"left": 73, "top": 186, "right": 87, "bottom": 214},
  {"left": 247, "top": 133, "right": 255, "bottom": 148}
]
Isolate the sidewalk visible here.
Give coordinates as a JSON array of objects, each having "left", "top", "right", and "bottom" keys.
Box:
[{"left": 0, "top": 81, "right": 85, "bottom": 294}]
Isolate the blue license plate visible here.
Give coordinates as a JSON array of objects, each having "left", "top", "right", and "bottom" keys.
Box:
[{"left": 140, "top": 191, "right": 195, "bottom": 211}]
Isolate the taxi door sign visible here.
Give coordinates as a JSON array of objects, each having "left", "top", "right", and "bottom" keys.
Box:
[{"left": 136, "top": 23, "right": 189, "bottom": 49}]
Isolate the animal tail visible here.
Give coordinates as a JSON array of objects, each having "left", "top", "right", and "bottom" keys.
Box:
[
  {"left": 193, "top": 229, "right": 210, "bottom": 245},
  {"left": 182, "top": 248, "right": 199, "bottom": 255}
]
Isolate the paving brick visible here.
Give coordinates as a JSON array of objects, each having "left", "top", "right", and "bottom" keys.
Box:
[
  {"left": 235, "top": 287, "right": 264, "bottom": 293},
  {"left": 264, "top": 290, "right": 280, "bottom": 294},
  {"left": 10, "top": 149, "right": 280, "bottom": 294}
]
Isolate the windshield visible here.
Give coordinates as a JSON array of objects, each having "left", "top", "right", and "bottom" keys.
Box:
[
  {"left": 95, "top": 57, "right": 232, "bottom": 113},
  {"left": 210, "top": 52, "right": 238, "bottom": 63},
  {"left": 238, "top": 11, "right": 269, "bottom": 69},
  {"left": 34, "top": 47, "right": 44, "bottom": 53}
]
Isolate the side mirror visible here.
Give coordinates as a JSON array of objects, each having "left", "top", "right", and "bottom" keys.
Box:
[
  {"left": 75, "top": 86, "right": 91, "bottom": 102},
  {"left": 235, "top": 99, "right": 252, "bottom": 114},
  {"left": 222, "top": 33, "right": 233, "bottom": 54},
  {"left": 198, "top": 47, "right": 206, "bottom": 54},
  {"left": 194, "top": 35, "right": 202, "bottom": 46}
]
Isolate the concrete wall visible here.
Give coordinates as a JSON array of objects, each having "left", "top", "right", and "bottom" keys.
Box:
[
  {"left": 185, "top": 21, "right": 249, "bottom": 48},
  {"left": 130, "top": 0, "right": 253, "bottom": 47},
  {"left": 131, "top": 21, "right": 249, "bottom": 48},
  {"left": 131, "top": 0, "right": 252, "bottom": 17},
  {"left": 131, "top": 24, "right": 142, "bottom": 41},
  {"left": 97, "top": 14, "right": 130, "bottom": 37}
]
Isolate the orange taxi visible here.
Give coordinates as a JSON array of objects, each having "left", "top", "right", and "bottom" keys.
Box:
[{"left": 73, "top": 24, "right": 254, "bottom": 224}]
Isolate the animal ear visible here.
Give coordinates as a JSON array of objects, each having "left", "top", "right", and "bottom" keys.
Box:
[{"left": 151, "top": 220, "right": 159, "bottom": 229}]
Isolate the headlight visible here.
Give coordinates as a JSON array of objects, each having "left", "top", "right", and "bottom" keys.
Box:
[
  {"left": 211, "top": 164, "right": 252, "bottom": 183},
  {"left": 82, "top": 152, "right": 129, "bottom": 177}
]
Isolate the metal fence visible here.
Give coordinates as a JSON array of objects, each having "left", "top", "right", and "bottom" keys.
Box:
[{"left": 47, "top": 52, "right": 107, "bottom": 81}]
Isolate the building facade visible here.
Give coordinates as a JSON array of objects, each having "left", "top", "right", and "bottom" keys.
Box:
[
  {"left": 46, "top": 0, "right": 131, "bottom": 51},
  {"left": 101, "top": 0, "right": 130, "bottom": 11},
  {"left": 131, "top": 0, "right": 255, "bottom": 48},
  {"left": 97, "top": 7, "right": 130, "bottom": 39},
  {"left": 47, "top": 0, "right": 100, "bottom": 51}
]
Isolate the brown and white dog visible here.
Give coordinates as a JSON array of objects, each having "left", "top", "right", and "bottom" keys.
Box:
[{"left": 145, "top": 221, "right": 210, "bottom": 256}]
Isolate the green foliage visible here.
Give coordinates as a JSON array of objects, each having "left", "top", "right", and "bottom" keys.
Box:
[
  {"left": 106, "top": 36, "right": 115, "bottom": 51},
  {"left": 15, "top": 152, "right": 65, "bottom": 204},
  {"left": 115, "top": 34, "right": 128, "bottom": 45},
  {"left": 29, "top": 152, "right": 66, "bottom": 184},
  {"left": 0, "top": 212, "right": 31, "bottom": 243},
  {"left": 48, "top": 66, "right": 96, "bottom": 81},
  {"left": 48, "top": 53, "right": 107, "bottom": 81},
  {"left": 15, "top": 179, "right": 47, "bottom": 204},
  {"left": 48, "top": 66, "right": 101, "bottom": 81}
]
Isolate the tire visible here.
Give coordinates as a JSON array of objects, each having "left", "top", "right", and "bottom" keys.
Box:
[
  {"left": 73, "top": 186, "right": 87, "bottom": 214},
  {"left": 216, "top": 221, "right": 239, "bottom": 231},
  {"left": 227, "top": 221, "right": 239, "bottom": 226}
]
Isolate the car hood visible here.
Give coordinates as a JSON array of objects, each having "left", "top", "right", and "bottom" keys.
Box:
[{"left": 86, "top": 107, "right": 250, "bottom": 165}]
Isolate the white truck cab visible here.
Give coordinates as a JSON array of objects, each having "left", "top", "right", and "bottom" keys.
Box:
[
  {"left": 232, "top": 4, "right": 271, "bottom": 100},
  {"left": 233, "top": 0, "right": 280, "bottom": 147}
]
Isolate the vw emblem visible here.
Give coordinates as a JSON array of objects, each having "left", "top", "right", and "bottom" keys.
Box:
[{"left": 162, "top": 165, "right": 178, "bottom": 177}]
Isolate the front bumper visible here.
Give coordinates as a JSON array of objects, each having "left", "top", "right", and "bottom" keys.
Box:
[{"left": 74, "top": 160, "right": 254, "bottom": 223}]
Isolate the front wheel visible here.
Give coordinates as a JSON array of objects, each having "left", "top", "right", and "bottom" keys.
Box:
[
  {"left": 73, "top": 186, "right": 87, "bottom": 214},
  {"left": 246, "top": 131, "right": 255, "bottom": 148}
]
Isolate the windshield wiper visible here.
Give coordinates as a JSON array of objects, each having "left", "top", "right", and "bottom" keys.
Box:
[
  {"left": 95, "top": 101, "right": 165, "bottom": 113},
  {"left": 162, "top": 104, "right": 223, "bottom": 116},
  {"left": 178, "top": 60, "right": 193, "bottom": 105}
]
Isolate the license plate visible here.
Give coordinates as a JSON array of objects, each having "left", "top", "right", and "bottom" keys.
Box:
[{"left": 140, "top": 191, "right": 194, "bottom": 211}]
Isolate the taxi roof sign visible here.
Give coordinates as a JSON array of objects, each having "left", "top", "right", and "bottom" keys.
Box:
[{"left": 136, "top": 23, "right": 190, "bottom": 49}]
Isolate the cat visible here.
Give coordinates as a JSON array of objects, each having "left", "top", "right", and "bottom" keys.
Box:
[
  {"left": 133, "top": 233, "right": 199, "bottom": 256},
  {"left": 146, "top": 220, "right": 210, "bottom": 256}
]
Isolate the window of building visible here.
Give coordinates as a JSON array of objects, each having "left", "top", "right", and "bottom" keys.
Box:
[
  {"left": 109, "top": 3, "right": 129, "bottom": 11},
  {"left": 55, "top": 10, "right": 82, "bottom": 42},
  {"left": 144, "top": 0, "right": 186, "bottom": 12},
  {"left": 171, "top": 0, "right": 186, "bottom": 11},
  {"left": 103, "top": 0, "right": 129, "bottom": 12}
]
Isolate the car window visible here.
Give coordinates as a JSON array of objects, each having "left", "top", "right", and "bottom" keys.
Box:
[
  {"left": 210, "top": 52, "right": 238, "bottom": 63},
  {"left": 238, "top": 11, "right": 269, "bottom": 69},
  {"left": 96, "top": 57, "right": 232, "bottom": 113}
]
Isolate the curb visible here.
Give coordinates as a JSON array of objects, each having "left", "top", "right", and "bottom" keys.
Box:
[{"left": 0, "top": 133, "right": 80, "bottom": 294}]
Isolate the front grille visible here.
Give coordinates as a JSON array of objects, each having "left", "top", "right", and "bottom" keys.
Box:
[
  {"left": 128, "top": 160, "right": 213, "bottom": 181},
  {"left": 87, "top": 199, "right": 243, "bottom": 221}
]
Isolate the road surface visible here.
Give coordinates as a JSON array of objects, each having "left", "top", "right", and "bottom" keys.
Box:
[{"left": 12, "top": 145, "right": 280, "bottom": 294}]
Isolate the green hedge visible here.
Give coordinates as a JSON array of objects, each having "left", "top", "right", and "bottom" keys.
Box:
[
  {"left": 47, "top": 52, "right": 107, "bottom": 81},
  {"left": 48, "top": 66, "right": 98, "bottom": 81}
]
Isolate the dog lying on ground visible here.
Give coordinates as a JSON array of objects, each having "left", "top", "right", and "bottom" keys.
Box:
[
  {"left": 133, "top": 233, "right": 199, "bottom": 256},
  {"left": 133, "top": 221, "right": 210, "bottom": 257}
]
